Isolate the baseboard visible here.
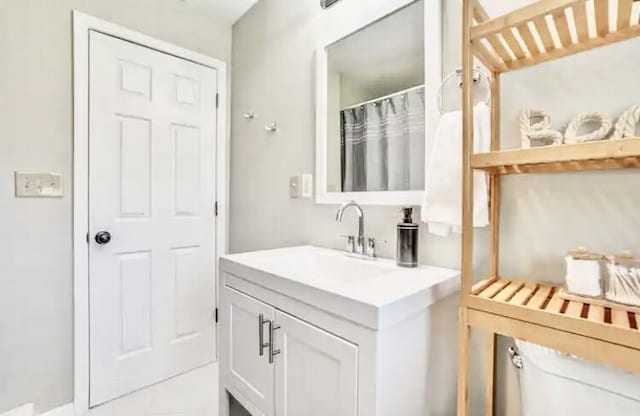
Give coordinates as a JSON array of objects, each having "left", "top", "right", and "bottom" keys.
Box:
[
  {"left": 0, "top": 404, "right": 34, "bottom": 416},
  {"left": 39, "top": 404, "right": 73, "bottom": 416}
]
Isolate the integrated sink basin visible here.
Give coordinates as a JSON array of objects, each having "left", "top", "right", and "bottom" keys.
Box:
[
  {"left": 220, "top": 246, "right": 460, "bottom": 329},
  {"left": 248, "top": 249, "right": 397, "bottom": 282}
]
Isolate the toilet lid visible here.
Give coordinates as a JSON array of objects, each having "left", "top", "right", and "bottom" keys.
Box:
[{"left": 515, "top": 339, "right": 640, "bottom": 402}]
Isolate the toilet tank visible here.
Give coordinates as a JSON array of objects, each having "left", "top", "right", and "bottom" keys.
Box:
[{"left": 514, "top": 339, "right": 640, "bottom": 416}]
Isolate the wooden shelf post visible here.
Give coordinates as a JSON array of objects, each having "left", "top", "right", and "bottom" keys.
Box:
[
  {"left": 458, "top": 0, "right": 475, "bottom": 414},
  {"left": 484, "top": 70, "right": 501, "bottom": 416}
]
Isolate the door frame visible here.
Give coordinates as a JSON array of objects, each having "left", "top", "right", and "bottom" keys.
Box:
[{"left": 72, "top": 11, "right": 228, "bottom": 414}]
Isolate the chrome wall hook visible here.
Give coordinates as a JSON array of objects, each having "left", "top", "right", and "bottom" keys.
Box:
[
  {"left": 265, "top": 122, "right": 277, "bottom": 132},
  {"left": 242, "top": 110, "right": 256, "bottom": 119}
]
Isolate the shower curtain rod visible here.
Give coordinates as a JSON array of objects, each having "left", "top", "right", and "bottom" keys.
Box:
[{"left": 341, "top": 84, "right": 424, "bottom": 111}]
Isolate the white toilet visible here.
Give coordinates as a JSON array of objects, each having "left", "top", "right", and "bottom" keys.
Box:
[{"left": 514, "top": 339, "right": 640, "bottom": 416}]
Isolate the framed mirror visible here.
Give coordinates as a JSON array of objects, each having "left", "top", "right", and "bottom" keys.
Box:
[{"left": 315, "top": 0, "right": 442, "bottom": 205}]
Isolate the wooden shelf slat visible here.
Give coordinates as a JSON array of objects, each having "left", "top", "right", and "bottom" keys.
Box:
[
  {"left": 500, "top": 28, "right": 526, "bottom": 59},
  {"left": 533, "top": 15, "right": 556, "bottom": 51},
  {"left": 618, "top": 0, "right": 634, "bottom": 30},
  {"left": 594, "top": 0, "right": 610, "bottom": 37},
  {"left": 588, "top": 304, "right": 606, "bottom": 323},
  {"left": 565, "top": 299, "right": 583, "bottom": 318},
  {"left": 612, "top": 308, "right": 631, "bottom": 328},
  {"left": 516, "top": 23, "right": 541, "bottom": 57},
  {"left": 486, "top": 34, "right": 513, "bottom": 63},
  {"left": 468, "top": 277, "right": 640, "bottom": 353},
  {"left": 546, "top": 292, "right": 566, "bottom": 313},
  {"left": 528, "top": 285, "right": 553, "bottom": 309},
  {"left": 509, "top": 282, "right": 538, "bottom": 305},
  {"left": 472, "top": 277, "right": 497, "bottom": 295},
  {"left": 572, "top": 1, "right": 590, "bottom": 42},
  {"left": 471, "top": 138, "right": 640, "bottom": 174},
  {"left": 554, "top": 11, "right": 573, "bottom": 47},
  {"left": 494, "top": 281, "right": 525, "bottom": 302}
]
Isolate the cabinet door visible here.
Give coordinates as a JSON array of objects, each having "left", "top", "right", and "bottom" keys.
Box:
[
  {"left": 221, "top": 286, "right": 275, "bottom": 416},
  {"left": 273, "top": 311, "right": 358, "bottom": 416}
]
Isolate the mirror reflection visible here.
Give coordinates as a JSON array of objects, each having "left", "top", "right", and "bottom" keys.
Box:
[{"left": 325, "top": 0, "right": 425, "bottom": 193}]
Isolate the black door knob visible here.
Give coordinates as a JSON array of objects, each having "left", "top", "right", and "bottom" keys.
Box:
[{"left": 95, "top": 231, "right": 112, "bottom": 245}]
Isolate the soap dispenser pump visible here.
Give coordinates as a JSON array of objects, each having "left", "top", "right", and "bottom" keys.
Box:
[{"left": 397, "top": 207, "right": 418, "bottom": 267}]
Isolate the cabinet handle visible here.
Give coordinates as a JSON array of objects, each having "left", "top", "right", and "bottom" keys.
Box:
[
  {"left": 258, "top": 313, "right": 271, "bottom": 356},
  {"left": 269, "top": 321, "right": 281, "bottom": 364}
]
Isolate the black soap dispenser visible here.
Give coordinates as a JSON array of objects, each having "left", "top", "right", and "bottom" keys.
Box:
[{"left": 397, "top": 207, "right": 419, "bottom": 267}]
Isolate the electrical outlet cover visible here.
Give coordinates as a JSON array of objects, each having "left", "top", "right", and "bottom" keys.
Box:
[{"left": 15, "top": 172, "right": 63, "bottom": 198}]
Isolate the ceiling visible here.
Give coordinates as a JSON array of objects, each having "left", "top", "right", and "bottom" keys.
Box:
[{"left": 181, "top": 0, "right": 259, "bottom": 25}]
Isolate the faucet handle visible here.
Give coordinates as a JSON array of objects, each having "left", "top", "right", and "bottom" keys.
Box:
[
  {"left": 366, "top": 237, "right": 387, "bottom": 258},
  {"left": 340, "top": 235, "right": 356, "bottom": 253},
  {"left": 366, "top": 237, "right": 376, "bottom": 258}
]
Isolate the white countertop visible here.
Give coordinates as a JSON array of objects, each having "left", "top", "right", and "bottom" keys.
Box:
[{"left": 220, "top": 246, "right": 460, "bottom": 330}]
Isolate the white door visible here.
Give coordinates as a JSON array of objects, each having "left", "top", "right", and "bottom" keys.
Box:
[
  {"left": 221, "top": 287, "right": 275, "bottom": 416},
  {"left": 88, "top": 31, "right": 218, "bottom": 406},
  {"left": 274, "top": 311, "right": 358, "bottom": 416}
]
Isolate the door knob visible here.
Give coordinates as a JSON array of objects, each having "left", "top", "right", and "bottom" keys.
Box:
[{"left": 95, "top": 231, "right": 112, "bottom": 245}]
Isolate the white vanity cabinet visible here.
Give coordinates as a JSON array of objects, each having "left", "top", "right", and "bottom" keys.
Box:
[
  {"left": 274, "top": 310, "right": 358, "bottom": 416},
  {"left": 222, "top": 287, "right": 275, "bottom": 415},
  {"left": 221, "top": 286, "right": 358, "bottom": 416},
  {"left": 219, "top": 246, "right": 460, "bottom": 416}
]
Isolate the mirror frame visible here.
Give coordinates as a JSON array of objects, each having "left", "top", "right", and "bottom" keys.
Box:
[{"left": 315, "top": 0, "right": 442, "bottom": 206}]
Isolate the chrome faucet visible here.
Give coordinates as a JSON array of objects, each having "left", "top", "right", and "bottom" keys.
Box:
[{"left": 336, "top": 201, "right": 365, "bottom": 255}]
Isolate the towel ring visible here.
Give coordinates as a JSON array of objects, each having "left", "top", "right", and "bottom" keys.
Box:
[{"left": 437, "top": 66, "right": 491, "bottom": 114}]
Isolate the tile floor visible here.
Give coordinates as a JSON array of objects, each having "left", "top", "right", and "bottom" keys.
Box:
[{"left": 87, "top": 363, "right": 219, "bottom": 416}]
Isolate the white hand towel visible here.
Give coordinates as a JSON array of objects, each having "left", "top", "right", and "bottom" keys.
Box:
[{"left": 421, "top": 103, "right": 491, "bottom": 236}]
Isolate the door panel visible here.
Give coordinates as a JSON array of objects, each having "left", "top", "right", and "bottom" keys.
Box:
[
  {"left": 174, "top": 124, "right": 202, "bottom": 215},
  {"left": 119, "top": 251, "right": 152, "bottom": 355},
  {"left": 119, "top": 116, "right": 152, "bottom": 216},
  {"left": 274, "top": 312, "right": 358, "bottom": 416},
  {"left": 222, "top": 286, "right": 275, "bottom": 416},
  {"left": 88, "top": 31, "right": 217, "bottom": 406}
]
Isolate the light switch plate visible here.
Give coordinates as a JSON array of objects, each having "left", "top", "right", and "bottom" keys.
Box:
[
  {"left": 301, "top": 174, "right": 313, "bottom": 198},
  {"left": 15, "top": 172, "right": 63, "bottom": 198},
  {"left": 289, "top": 175, "right": 301, "bottom": 199}
]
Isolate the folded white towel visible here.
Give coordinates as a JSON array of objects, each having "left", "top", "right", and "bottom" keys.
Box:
[{"left": 421, "top": 103, "right": 490, "bottom": 236}]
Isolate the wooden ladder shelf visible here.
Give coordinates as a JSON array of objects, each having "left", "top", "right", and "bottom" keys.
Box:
[{"left": 458, "top": 1, "right": 640, "bottom": 415}]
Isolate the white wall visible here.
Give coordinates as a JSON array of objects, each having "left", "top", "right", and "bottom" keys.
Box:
[
  {"left": 231, "top": 0, "right": 640, "bottom": 415},
  {"left": 0, "top": 1, "right": 231, "bottom": 413}
]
